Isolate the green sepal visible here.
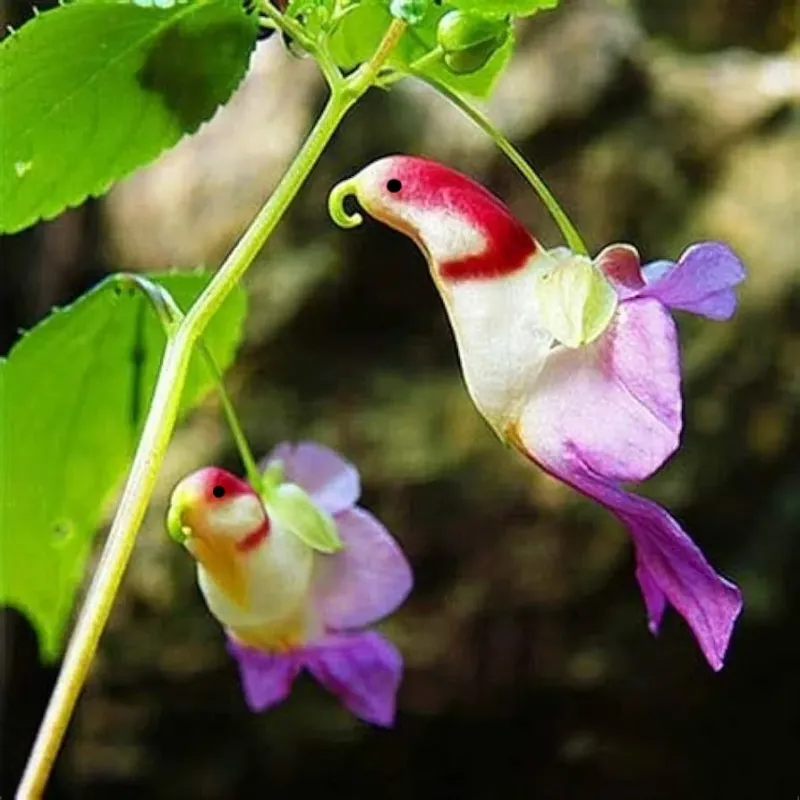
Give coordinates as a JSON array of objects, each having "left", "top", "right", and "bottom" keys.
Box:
[
  {"left": 261, "top": 459, "right": 286, "bottom": 494},
  {"left": 263, "top": 482, "right": 343, "bottom": 554},
  {"left": 532, "top": 251, "right": 618, "bottom": 348}
]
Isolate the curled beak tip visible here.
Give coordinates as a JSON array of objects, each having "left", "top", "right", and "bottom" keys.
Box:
[
  {"left": 166, "top": 498, "right": 192, "bottom": 546},
  {"left": 328, "top": 178, "right": 363, "bottom": 230}
]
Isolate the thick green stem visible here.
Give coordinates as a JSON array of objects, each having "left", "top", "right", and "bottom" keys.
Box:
[{"left": 415, "top": 75, "right": 589, "bottom": 256}]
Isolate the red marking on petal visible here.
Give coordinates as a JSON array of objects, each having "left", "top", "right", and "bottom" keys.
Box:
[
  {"left": 236, "top": 519, "right": 271, "bottom": 553},
  {"left": 596, "top": 244, "right": 644, "bottom": 293},
  {"left": 440, "top": 221, "right": 537, "bottom": 281},
  {"left": 375, "top": 156, "right": 539, "bottom": 282}
]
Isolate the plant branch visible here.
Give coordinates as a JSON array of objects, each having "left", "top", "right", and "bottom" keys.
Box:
[
  {"left": 16, "top": 17, "right": 411, "bottom": 798},
  {"left": 258, "top": 0, "right": 342, "bottom": 90},
  {"left": 120, "top": 274, "right": 262, "bottom": 491}
]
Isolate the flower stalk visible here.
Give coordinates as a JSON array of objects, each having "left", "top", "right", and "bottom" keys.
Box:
[{"left": 16, "top": 18, "right": 407, "bottom": 799}]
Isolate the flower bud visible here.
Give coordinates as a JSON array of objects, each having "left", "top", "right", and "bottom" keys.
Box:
[{"left": 436, "top": 10, "right": 510, "bottom": 74}]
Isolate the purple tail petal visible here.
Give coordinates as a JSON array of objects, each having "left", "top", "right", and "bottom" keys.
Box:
[
  {"left": 305, "top": 631, "right": 403, "bottom": 727},
  {"left": 227, "top": 639, "right": 302, "bottom": 712},
  {"left": 551, "top": 454, "right": 743, "bottom": 671},
  {"left": 640, "top": 242, "right": 746, "bottom": 321}
]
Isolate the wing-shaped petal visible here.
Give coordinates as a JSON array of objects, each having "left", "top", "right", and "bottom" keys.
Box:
[
  {"left": 517, "top": 297, "right": 682, "bottom": 483},
  {"left": 263, "top": 441, "right": 360, "bottom": 515},
  {"left": 313, "top": 507, "right": 413, "bottom": 630},
  {"left": 304, "top": 631, "right": 403, "bottom": 727},
  {"left": 640, "top": 242, "right": 746, "bottom": 320},
  {"left": 226, "top": 638, "right": 301, "bottom": 712}
]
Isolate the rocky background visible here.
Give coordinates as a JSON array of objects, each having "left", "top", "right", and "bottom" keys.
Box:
[{"left": 2, "top": 0, "right": 799, "bottom": 797}]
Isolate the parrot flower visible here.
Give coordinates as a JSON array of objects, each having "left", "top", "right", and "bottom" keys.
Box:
[
  {"left": 329, "top": 155, "right": 746, "bottom": 671},
  {"left": 167, "top": 442, "right": 413, "bottom": 726}
]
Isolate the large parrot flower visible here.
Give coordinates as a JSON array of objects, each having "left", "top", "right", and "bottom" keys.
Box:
[
  {"left": 329, "top": 155, "right": 746, "bottom": 670},
  {"left": 167, "top": 442, "right": 413, "bottom": 726}
]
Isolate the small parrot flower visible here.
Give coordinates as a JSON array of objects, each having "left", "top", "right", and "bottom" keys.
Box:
[
  {"left": 330, "top": 155, "right": 747, "bottom": 671},
  {"left": 167, "top": 442, "right": 413, "bottom": 726}
]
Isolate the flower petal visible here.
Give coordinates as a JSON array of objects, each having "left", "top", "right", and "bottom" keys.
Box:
[
  {"left": 517, "top": 297, "right": 682, "bottom": 483},
  {"left": 635, "top": 558, "right": 667, "bottom": 635},
  {"left": 226, "top": 638, "right": 301, "bottom": 712},
  {"left": 550, "top": 455, "right": 742, "bottom": 670},
  {"left": 595, "top": 243, "right": 645, "bottom": 298},
  {"left": 304, "top": 631, "right": 403, "bottom": 727},
  {"left": 313, "top": 507, "right": 413, "bottom": 630},
  {"left": 639, "top": 242, "right": 746, "bottom": 320},
  {"left": 263, "top": 441, "right": 360, "bottom": 515}
]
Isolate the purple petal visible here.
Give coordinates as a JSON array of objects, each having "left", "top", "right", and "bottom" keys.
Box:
[
  {"left": 518, "top": 298, "right": 682, "bottom": 483},
  {"left": 226, "top": 638, "right": 301, "bottom": 712},
  {"left": 304, "top": 631, "right": 403, "bottom": 727},
  {"left": 556, "top": 457, "right": 743, "bottom": 670},
  {"left": 313, "top": 507, "right": 413, "bottom": 630},
  {"left": 263, "top": 441, "right": 360, "bottom": 515},
  {"left": 639, "top": 242, "right": 746, "bottom": 320},
  {"left": 635, "top": 557, "right": 667, "bottom": 635}
]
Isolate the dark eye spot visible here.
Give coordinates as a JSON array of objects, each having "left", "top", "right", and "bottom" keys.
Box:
[
  {"left": 387, "top": 178, "right": 402, "bottom": 193},
  {"left": 212, "top": 485, "right": 225, "bottom": 498}
]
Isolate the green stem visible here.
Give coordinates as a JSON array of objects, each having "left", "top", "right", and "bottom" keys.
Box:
[
  {"left": 120, "top": 274, "right": 262, "bottom": 491},
  {"left": 16, "top": 20, "right": 407, "bottom": 796},
  {"left": 415, "top": 74, "right": 589, "bottom": 257},
  {"left": 258, "top": 0, "right": 342, "bottom": 90}
]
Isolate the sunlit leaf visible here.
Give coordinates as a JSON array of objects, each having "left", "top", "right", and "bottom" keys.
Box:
[
  {"left": 0, "top": 272, "right": 248, "bottom": 660},
  {"left": 0, "top": 0, "right": 258, "bottom": 234},
  {"left": 449, "top": 0, "right": 559, "bottom": 17}
]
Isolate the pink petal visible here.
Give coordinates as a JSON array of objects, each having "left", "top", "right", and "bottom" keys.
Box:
[
  {"left": 514, "top": 294, "right": 742, "bottom": 668},
  {"left": 639, "top": 242, "right": 746, "bottom": 320},
  {"left": 551, "top": 455, "right": 742, "bottom": 670},
  {"left": 313, "top": 507, "right": 413, "bottom": 630},
  {"left": 518, "top": 297, "right": 682, "bottom": 484},
  {"left": 263, "top": 441, "right": 360, "bottom": 515},
  {"left": 226, "top": 638, "right": 301, "bottom": 712},
  {"left": 304, "top": 631, "right": 403, "bottom": 727}
]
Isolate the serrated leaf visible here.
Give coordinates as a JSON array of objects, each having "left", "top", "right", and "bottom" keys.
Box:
[
  {"left": 265, "top": 483, "right": 343, "bottom": 554},
  {"left": 0, "top": 271, "right": 247, "bottom": 660},
  {"left": 0, "top": 0, "right": 258, "bottom": 234},
  {"left": 449, "top": 0, "right": 559, "bottom": 17}
]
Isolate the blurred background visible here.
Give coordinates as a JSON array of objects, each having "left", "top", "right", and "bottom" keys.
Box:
[{"left": 1, "top": 0, "right": 799, "bottom": 797}]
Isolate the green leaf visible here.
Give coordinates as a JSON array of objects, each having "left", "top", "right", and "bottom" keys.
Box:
[
  {"left": 449, "top": 0, "right": 559, "bottom": 17},
  {"left": 328, "top": 1, "right": 390, "bottom": 69},
  {"left": 264, "top": 483, "right": 344, "bottom": 554},
  {"left": 0, "top": 0, "right": 258, "bottom": 234},
  {"left": 0, "top": 271, "right": 248, "bottom": 660}
]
